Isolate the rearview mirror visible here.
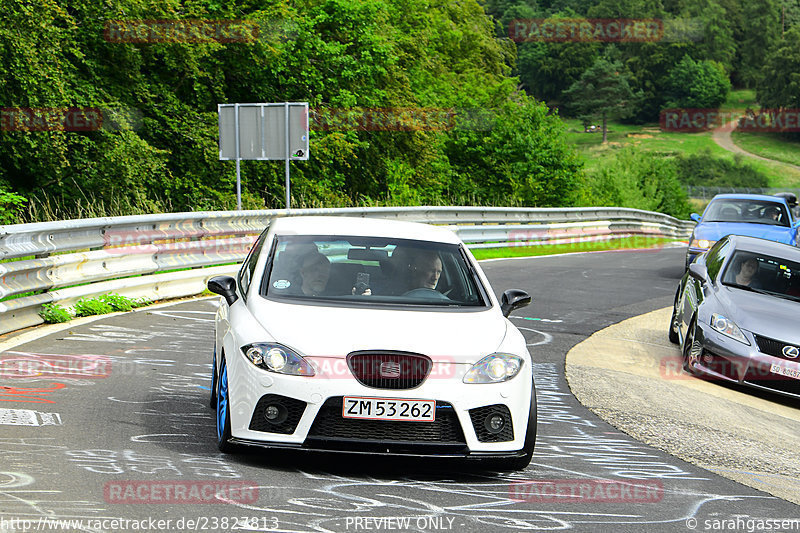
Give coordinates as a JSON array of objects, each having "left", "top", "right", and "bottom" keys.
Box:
[
  {"left": 501, "top": 289, "right": 531, "bottom": 317},
  {"left": 687, "top": 263, "right": 708, "bottom": 283},
  {"left": 208, "top": 276, "right": 238, "bottom": 306},
  {"left": 690, "top": 213, "right": 701, "bottom": 223}
]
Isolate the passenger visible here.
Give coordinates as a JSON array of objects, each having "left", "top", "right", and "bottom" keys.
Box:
[
  {"left": 297, "top": 249, "right": 331, "bottom": 296},
  {"left": 733, "top": 257, "right": 761, "bottom": 288}
]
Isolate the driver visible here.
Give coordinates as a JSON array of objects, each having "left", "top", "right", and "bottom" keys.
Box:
[
  {"left": 408, "top": 251, "right": 442, "bottom": 290},
  {"left": 765, "top": 206, "right": 781, "bottom": 222}
]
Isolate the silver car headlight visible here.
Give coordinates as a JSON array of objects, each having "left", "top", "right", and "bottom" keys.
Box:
[
  {"left": 463, "top": 353, "right": 524, "bottom": 384},
  {"left": 710, "top": 314, "right": 750, "bottom": 345},
  {"left": 241, "top": 343, "right": 316, "bottom": 376}
]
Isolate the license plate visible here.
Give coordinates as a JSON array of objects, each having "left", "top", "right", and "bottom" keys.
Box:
[
  {"left": 770, "top": 363, "right": 800, "bottom": 381},
  {"left": 342, "top": 397, "right": 436, "bottom": 422}
]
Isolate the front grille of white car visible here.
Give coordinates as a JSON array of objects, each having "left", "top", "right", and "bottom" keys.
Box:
[{"left": 346, "top": 351, "right": 432, "bottom": 390}]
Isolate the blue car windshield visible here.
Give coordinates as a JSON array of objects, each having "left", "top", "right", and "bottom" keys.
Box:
[
  {"left": 703, "top": 199, "right": 790, "bottom": 227},
  {"left": 263, "top": 235, "right": 488, "bottom": 307}
]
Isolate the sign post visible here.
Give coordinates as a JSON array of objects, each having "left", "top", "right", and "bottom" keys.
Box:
[{"left": 218, "top": 102, "right": 309, "bottom": 209}]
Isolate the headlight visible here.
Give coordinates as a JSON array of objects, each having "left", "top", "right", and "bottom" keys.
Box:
[
  {"left": 463, "top": 353, "right": 524, "bottom": 384},
  {"left": 241, "top": 343, "right": 315, "bottom": 376},
  {"left": 710, "top": 314, "right": 750, "bottom": 345},
  {"left": 690, "top": 238, "right": 715, "bottom": 250}
]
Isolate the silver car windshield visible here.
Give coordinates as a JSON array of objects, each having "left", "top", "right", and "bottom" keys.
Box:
[
  {"left": 704, "top": 199, "right": 789, "bottom": 227},
  {"left": 263, "top": 235, "right": 488, "bottom": 307},
  {"left": 722, "top": 251, "right": 800, "bottom": 301}
]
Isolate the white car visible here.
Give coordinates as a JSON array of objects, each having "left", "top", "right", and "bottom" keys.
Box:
[{"left": 208, "top": 216, "right": 536, "bottom": 469}]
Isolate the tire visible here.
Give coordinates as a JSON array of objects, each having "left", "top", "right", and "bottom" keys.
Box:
[
  {"left": 496, "top": 380, "right": 537, "bottom": 471},
  {"left": 682, "top": 316, "right": 701, "bottom": 374},
  {"left": 209, "top": 349, "right": 217, "bottom": 409},
  {"left": 215, "top": 354, "right": 234, "bottom": 453},
  {"left": 668, "top": 289, "right": 681, "bottom": 344}
]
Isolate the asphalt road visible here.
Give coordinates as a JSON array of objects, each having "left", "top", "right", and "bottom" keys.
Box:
[{"left": 0, "top": 247, "right": 797, "bottom": 533}]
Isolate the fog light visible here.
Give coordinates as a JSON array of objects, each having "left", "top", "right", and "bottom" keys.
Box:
[
  {"left": 485, "top": 414, "right": 505, "bottom": 434},
  {"left": 263, "top": 403, "right": 288, "bottom": 425}
]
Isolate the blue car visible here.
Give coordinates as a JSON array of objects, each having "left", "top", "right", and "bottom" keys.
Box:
[{"left": 686, "top": 193, "right": 800, "bottom": 269}]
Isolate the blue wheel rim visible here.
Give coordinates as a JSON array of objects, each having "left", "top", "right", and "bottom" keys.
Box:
[{"left": 216, "top": 360, "right": 228, "bottom": 441}]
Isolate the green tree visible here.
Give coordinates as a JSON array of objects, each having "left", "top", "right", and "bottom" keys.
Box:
[
  {"left": 562, "top": 57, "right": 642, "bottom": 142},
  {"left": 737, "top": 0, "right": 779, "bottom": 87},
  {"left": 664, "top": 55, "right": 730, "bottom": 109},
  {"left": 757, "top": 25, "right": 800, "bottom": 110},
  {"left": 444, "top": 96, "right": 584, "bottom": 206}
]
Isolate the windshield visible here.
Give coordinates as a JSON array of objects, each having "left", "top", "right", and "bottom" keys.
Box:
[
  {"left": 703, "top": 199, "right": 789, "bottom": 227},
  {"left": 263, "top": 235, "right": 488, "bottom": 308},
  {"left": 721, "top": 250, "right": 800, "bottom": 300}
]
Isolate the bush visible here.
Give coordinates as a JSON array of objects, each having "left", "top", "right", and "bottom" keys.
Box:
[
  {"left": 0, "top": 189, "right": 27, "bottom": 225},
  {"left": 38, "top": 303, "right": 72, "bottom": 323},
  {"left": 577, "top": 147, "right": 692, "bottom": 219},
  {"left": 72, "top": 297, "right": 113, "bottom": 317},
  {"left": 98, "top": 293, "right": 134, "bottom": 312},
  {"left": 674, "top": 150, "right": 769, "bottom": 188}
]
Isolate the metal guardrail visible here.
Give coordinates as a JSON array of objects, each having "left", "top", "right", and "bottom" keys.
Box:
[{"left": 0, "top": 206, "right": 694, "bottom": 335}]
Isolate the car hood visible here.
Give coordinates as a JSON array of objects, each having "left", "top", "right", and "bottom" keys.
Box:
[
  {"left": 718, "top": 286, "right": 800, "bottom": 341},
  {"left": 248, "top": 300, "right": 510, "bottom": 363},
  {"left": 694, "top": 222, "right": 795, "bottom": 244}
]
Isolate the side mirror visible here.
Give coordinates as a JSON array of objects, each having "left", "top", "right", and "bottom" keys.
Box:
[
  {"left": 687, "top": 263, "right": 708, "bottom": 283},
  {"left": 208, "top": 276, "right": 238, "bottom": 306},
  {"left": 792, "top": 220, "right": 800, "bottom": 230},
  {"left": 690, "top": 213, "right": 701, "bottom": 223},
  {"left": 501, "top": 289, "right": 531, "bottom": 317}
]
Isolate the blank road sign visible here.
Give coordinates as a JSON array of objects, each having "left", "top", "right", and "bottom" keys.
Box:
[{"left": 218, "top": 103, "right": 308, "bottom": 161}]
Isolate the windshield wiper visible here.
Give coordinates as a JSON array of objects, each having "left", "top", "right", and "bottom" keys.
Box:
[{"left": 724, "top": 283, "right": 773, "bottom": 296}]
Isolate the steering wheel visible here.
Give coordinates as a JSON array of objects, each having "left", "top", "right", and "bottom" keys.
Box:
[{"left": 402, "top": 288, "right": 451, "bottom": 300}]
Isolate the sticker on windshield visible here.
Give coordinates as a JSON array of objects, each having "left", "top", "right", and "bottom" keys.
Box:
[{"left": 273, "top": 280, "right": 291, "bottom": 289}]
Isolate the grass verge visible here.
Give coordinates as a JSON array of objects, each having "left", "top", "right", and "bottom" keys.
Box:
[{"left": 471, "top": 236, "right": 682, "bottom": 260}]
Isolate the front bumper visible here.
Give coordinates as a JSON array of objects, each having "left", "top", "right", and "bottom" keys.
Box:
[
  {"left": 225, "top": 351, "right": 534, "bottom": 455},
  {"left": 690, "top": 323, "right": 800, "bottom": 399}
]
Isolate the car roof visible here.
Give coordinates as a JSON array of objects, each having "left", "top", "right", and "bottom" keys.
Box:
[
  {"left": 709, "top": 193, "right": 788, "bottom": 205},
  {"left": 269, "top": 216, "right": 463, "bottom": 244},
  {"left": 727, "top": 234, "right": 800, "bottom": 259}
]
